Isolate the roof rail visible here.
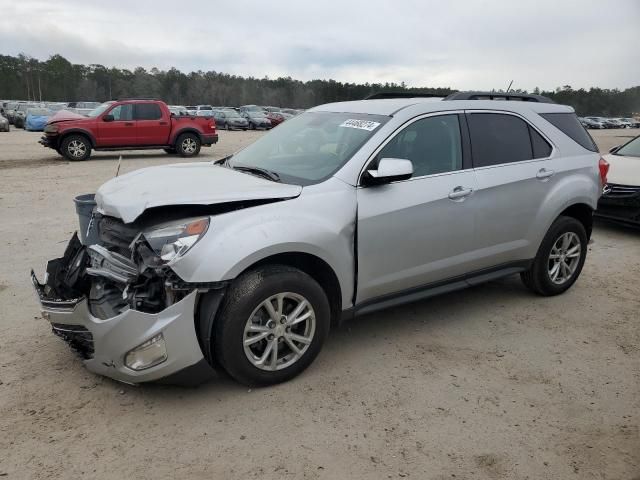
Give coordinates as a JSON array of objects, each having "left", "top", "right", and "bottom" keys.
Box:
[
  {"left": 444, "top": 91, "right": 555, "bottom": 103},
  {"left": 116, "top": 97, "right": 160, "bottom": 101},
  {"left": 365, "top": 92, "right": 446, "bottom": 100}
]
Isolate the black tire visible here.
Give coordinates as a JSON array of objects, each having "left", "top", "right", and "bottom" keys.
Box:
[
  {"left": 163, "top": 148, "right": 176, "bottom": 154},
  {"left": 61, "top": 134, "right": 92, "bottom": 161},
  {"left": 249, "top": 122, "right": 255, "bottom": 130},
  {"left": 175, "top": 132, "right": 201, "bottom": 157},
  {"left": 520, "top": 216, "right": 588, "bottom": 296},
  {"left": 225, "top": 123, "right": 230, "bottom": 131},
  {"left": 213, "top": 265, "right": 330, "bottom": 387}
]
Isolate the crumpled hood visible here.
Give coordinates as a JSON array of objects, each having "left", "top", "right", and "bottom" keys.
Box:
[
  {"left": 604, "top": 153, "right": 640, "bottom": 186},
  {"left": 95, "top": 162, "right": 302, "bottom": 223},
  {"left": 48, "top": 110, "right": 88, "bottom": 124}
]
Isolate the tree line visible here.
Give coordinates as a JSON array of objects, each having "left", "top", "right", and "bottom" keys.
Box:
[{"left": 1, "top": 53, "right": 638, "bottom": 116}]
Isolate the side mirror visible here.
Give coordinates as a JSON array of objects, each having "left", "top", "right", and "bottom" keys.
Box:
[
  {"left": 608, "top": 145, "right": 620, "bottom": 154},
  {"left": 103, "top": 114, "right": 114, "bottom": 122},
  {"left": 363, "top": 158, "right": 413, "bottom": 186}
]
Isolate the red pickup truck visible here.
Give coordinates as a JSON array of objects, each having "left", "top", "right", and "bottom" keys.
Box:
[{"left": 40, "top": 99, "right": 218, "bottom": 161}]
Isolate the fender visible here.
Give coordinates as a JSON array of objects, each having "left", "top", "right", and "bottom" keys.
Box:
[
  {"left": 170, "top": 180, "right": 358, "bottom": 309},
  {"left": 169, "top": 127, "right": 203, "bottom": 145},
  {"left": 58, "top": 128, "right": 98, "bottom": 147},
  {"left": 528, "top": 166, "right": 599, "bottom": 254}
]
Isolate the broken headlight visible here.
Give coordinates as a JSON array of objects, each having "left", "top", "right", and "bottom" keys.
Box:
[{"left": 143, "top": 218, "right": 209, "bottom": 265}]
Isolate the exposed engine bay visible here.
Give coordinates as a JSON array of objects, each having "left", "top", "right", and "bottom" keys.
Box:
[{"left": 43, "top": 214, "right": 220, "bottom": 320}]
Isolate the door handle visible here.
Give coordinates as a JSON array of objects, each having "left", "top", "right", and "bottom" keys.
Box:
[
  {"left": 448, "top": 186, "right": 473, "bottom": 200},
  {"left": 124, "top": 122, "right": 135, "bottom": 127},
  {"left": 536, "top": 168, "right": 555, "bottom": 180}
]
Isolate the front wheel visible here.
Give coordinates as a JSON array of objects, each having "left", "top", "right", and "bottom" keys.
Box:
[
  {"left": 521, "top": 216, "right": 588, "bottom": 296},
  {"left": 175, "top": 133, "right": 201, "bottom": 157},
  {"left": 213, "top": 265, "right": 330, "bottom": 386},
  {"left": 61, "top": 134, "right": 92, "bottom": 161}
]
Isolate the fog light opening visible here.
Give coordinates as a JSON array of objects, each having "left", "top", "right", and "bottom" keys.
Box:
[{"left": 124, "top": 333, "right": 167, "bottom": 371}]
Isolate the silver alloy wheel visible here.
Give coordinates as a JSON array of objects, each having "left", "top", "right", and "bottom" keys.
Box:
[
  {"left": 181, "top": 137, "right": 197, "bottom": 154},
  {"left": 68, "top": 140, "right": 86, "bottom": 158},
  {"left": 548, "top": 232, "right": 581, "bottom": 285},
  {"left": 243, "top": 292, "right": 316, "bottom": 371}
]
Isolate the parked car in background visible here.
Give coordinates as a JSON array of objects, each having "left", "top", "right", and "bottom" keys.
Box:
[
  {"left": 263, "top": 106, "right": 281, "bottom": 113},
  {"left": 241, "top": 110, "right": 272, "bottom": 129},
  {"left": 0, "top": 115, "right": 9, "bottom": 132},
  {"left": 615, "top": 118, "right": 636, "bottom": 128},
  {"left": 4, "top": 101, "right": 25, "bottom": 124},
  {"left": 25, "top": 107, "right": 53, "bottom": 131},
  {"left": 196, "top": 105, "right": 214, "bottom": 115},
  {"left": 239, "top": 104, "right": 265, "bottom": 114},
  {"left": 265, "top": 111, "right": 286, "bottom": 127},
  {"left": 213, "top": 109, "right": 249, "bottom": 130},
  {"left": 13, "top": 103, "right": 40, "bottom": 128},
  {"left": 39, "top": 99, "right": 218, "bottom": 161},
  {"left": 597, "top": 134, "right": 640, "bottom": 225},
  {"left": 280, "top": 108, "right": 300, "bottom": 116},
  {"left": 66, "top": 102, "right": 101, "bottom": 116},
  {"left": 623, "top": 118, "right": 640, "bottom": 128},
  {"left": 32, "top": 92, "right": 603, "bottom": 387},
  {"left": 584, "top": 117, "right": 607, "bottom": 129},
  {"left": 168, "top": 105, "right": 188, "bottom": 116}
]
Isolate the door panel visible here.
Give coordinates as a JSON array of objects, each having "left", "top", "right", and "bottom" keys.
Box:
[
  {"left": 357, "top": 171, "right": 477, "bottom": 303},
  {"left": 97, "top": 104, "right": 135, "bottom": 146},
  {"left": 135, "top": 103, "right": 171, "bottom": 145},
  {"left": 465, "top": 111, "right": 555, "bottom": 268}
]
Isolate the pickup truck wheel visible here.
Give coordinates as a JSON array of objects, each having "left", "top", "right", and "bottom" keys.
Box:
[
  {"left": 214, "top": 265, "right": 330, "bottom": 387},
  {"left": 521, "top": 216, "right": 587, "bottom": 296},
  {"left": 176, "top": 133, "right": 201, "bottom": 157},
  {"left": 61, "top": 134, "right": 92, "bottom": 161}
]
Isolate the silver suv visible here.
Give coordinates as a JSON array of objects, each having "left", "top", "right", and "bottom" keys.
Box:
[{"left": 32, "top": 92, "right": 607, "bottom": 387}]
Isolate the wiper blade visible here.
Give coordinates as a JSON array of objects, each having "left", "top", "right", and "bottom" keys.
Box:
[{"left": 232, "top": 164, "right": 281, "bottom": 182}]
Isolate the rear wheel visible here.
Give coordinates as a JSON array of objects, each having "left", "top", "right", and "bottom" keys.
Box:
[
  {"left": 61, "top": 134, "right": 92, "bottom": 161},
  {"left": 213, "top": 265, "right": 330, "bottom": 386},
  {"left": 175, "top": 133, "right": 201, "bottom": 157},
  {"left": 521, "top": 216, "right": 587, "bottom": 296}
]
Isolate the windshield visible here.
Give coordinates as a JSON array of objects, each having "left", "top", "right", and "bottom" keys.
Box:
[
  {"left": 615, "top": 136, "right": 640, "bottom": 158},
  {"left": 87, "top": 102, "right": 115, "bottom": 118},
  {"left": 228, "top": 111, "right": 389, "bottom": 186}
]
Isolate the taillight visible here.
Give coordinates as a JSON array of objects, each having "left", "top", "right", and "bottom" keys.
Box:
[
  {"left": 599, "top": 157, "right": 609, "bottom": 185},
  {"left": 208, "top": 120, "right": 216, "bottom": 130}
]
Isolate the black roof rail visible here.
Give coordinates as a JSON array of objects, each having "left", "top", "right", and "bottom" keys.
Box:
[
  {"left": 365, "top": 92, "right": 446, "bottom": 100},
  {"left": 116, "top": 97, "right": 160, "bottom": 101},
  {"left": 444, "top": 91, "right": 555, "bottom": 104}
]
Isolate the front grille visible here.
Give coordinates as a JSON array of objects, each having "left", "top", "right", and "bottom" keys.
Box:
[
  {"left": 603, "top": 183, "right": 640, "bottom": 198},
  {"left": 51, "top": 323, "right": 95, "bottom": 359}
]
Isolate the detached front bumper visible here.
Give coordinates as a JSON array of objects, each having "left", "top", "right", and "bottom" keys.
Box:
[{"left": 31, "top": 237, "right": 219, "bottom": 385}]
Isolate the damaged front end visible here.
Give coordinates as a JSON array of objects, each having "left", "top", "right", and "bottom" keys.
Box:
[{"left": 32, "top": 214, "right": 225, "bottom": 385}]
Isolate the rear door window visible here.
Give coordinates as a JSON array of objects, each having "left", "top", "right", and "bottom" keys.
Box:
[
  {"left": 540, "top": 113, "right": 598, "bottom": 152},
  {"left": 135, "top": 103, "right": 162, "bottom": 121},
  {"left": 467, "top": 113, "right": 533, "bottom": 167}
]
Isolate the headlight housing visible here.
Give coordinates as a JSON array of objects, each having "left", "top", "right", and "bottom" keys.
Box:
[
  {"left": 143, "top": 217, "right": 209, "bottom": 265},
  {"left": 44, "top": 124, "right": 59, "bottom": 134}
]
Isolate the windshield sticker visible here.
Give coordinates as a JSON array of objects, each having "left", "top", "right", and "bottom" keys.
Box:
[{"left": 339, "top": 119, "right": 381, "bottom": 131}]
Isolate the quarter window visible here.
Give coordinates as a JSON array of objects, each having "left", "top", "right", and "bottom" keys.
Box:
[
  {"left": 135, "top": 103, "right": 162, "bottom": 121},
  {"left": 376, "top": 115, "right": 463, "bottom": 177},
  {"left": 529, "top": 126, "right": 552, "bottom": 158}
]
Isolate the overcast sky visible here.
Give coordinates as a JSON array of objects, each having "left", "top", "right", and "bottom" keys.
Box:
[{"left": 1, "top": 0, "right": 638, "bottom": 91}]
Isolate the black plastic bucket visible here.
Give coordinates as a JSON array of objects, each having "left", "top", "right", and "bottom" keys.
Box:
[{"left": 74, "top": 194, "right": 98, "bottom": 245}]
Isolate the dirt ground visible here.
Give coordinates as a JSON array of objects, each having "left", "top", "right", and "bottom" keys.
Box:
[{"left": 0, "top": 126, "right": 638, "bottom": 480}]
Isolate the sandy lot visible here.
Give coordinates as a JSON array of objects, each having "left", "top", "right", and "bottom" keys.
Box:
[{"left": 0, "top": 127, "right": 638, "bottom": 479}]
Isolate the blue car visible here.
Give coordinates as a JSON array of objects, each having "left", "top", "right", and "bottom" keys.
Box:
[{"left": 25, "top": 108, "right": 52, "bottom": 131}]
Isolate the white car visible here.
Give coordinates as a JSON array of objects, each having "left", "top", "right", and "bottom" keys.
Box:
[{"left": 596, "top": 134, "right": 640, "bottom": 225}]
